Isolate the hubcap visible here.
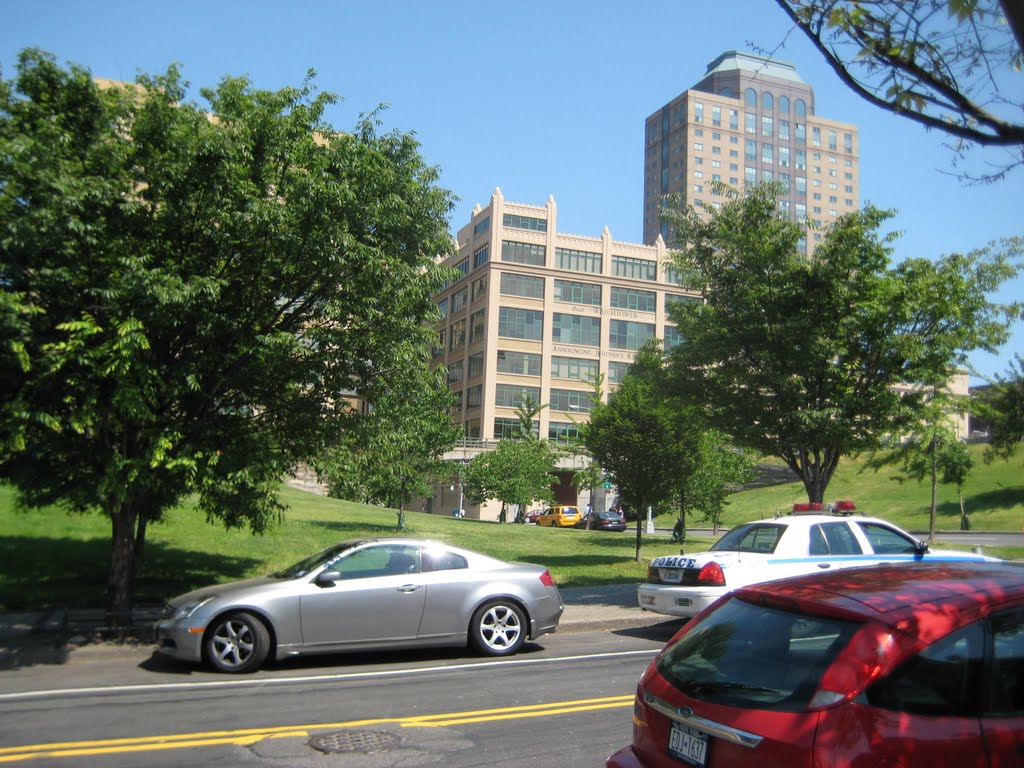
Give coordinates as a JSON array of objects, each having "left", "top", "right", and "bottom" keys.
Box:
[{"left": 480, "top": 605, "right": 521, "bottom": 650}]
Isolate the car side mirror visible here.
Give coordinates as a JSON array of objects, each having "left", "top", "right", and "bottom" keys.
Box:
[
  {"left": 315, "top": 570, "right": 341, "bottom": 587},
  {"left": 915, "top": 540, "right": 929, "bottom": 555}
]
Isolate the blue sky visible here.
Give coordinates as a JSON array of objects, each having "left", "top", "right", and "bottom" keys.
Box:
[{"left": 3, "top": 0, "right": 1021, "bottom": 383}]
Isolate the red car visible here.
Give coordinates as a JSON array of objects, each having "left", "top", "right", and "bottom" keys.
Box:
[{"left": 608, "top": 560, "right": 1024, "bottom": 768}]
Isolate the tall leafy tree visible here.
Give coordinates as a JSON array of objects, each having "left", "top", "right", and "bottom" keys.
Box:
[
  {"left": 675, "top": 429, "right": 757, "bottom": 538},
  {"left": 663, "top": 182, "right": 1020, "bottom": 505},
  {"left": 982, "top": 354, "right": 1024, "bottom": 465},
  {"left": 0, "top": 50, "right": 455, "bottom": 624},
  {"left": 318, "top": 364, "right": 460, "bottom": 531},
  {"left": 867, "top": 391, "right": 974, "bottom": 539},
  {"left": 774, "top": 0, "right": 1024, "bottom": 180},
  {"left": 584, "top": 344, "right": 686, "bottom": 561},
  {"left": 462, "top": 437, "right": 556, "bottom": 522}
]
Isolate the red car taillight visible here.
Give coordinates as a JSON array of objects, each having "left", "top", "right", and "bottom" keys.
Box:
[
  {"left": 810, "top": 623, "right": 895, "bottom": 709},
  {"left": 697, "top": 561, "right": 726, "bottom": 585},
  {"left": 539, "top": 569, "right": 556, "bottom": 587}
]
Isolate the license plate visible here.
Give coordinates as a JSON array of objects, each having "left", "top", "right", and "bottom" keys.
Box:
[
  {"left": 668, "top": 722, "right": 709, "bottom": 767},
  {"left": 661, "top": 568, "right": 682, "bottom": 584}
]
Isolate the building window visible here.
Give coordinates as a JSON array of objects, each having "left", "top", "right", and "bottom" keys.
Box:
[
  {"left": 473, "top": 244, "right": 490, "bottom": 269},
  {"left": 762, "top": 143, "right": 773, "bottom": 163},
  {"left": 664, "top": 325, "right": 683, "bottom": 351},
  {"left": 779, "top": 146, "right": 790, "bottom": 167},
  {"left": 549, "top": 421, "right": 583, "bottom": 444},
  {"left": 503, "top": 213, "right": 547, "bottom": 232},
  {"left": 779, "top": 95, "right": 790, "bottom": 114},
  {"left": 451, "top": 287, "right": 467, "bottom": 314},
  {"left": 469, "top": 309, "right": 485, "bottom": 343},
  {"left": 455, "top": 259, "right": 469, "bottom": 277},
  {"left": 796, "top": 149, "right": 807, "bottom": 170},
  {"left": 501, "top": 240, "right": 546, "bottom": 266},
  {"left": 762, "top": 169, "right": 774, "bottom": 183},
  {"left": 451, "top": 389, "right": 462, "bottom": 412},
  {"left": 467, "top": 384, "right": 482, "bottom": 408},
  {"left": 745, "top": 88, "right": 757, "bottom": 107},
  {"left": 495, "top": 383, "right": 541, "bottom": 408},
  {"left": 500, "top": 272, "right": 544, "bottom": 299},
  {"left": 496, "top": 349, "right": 541, "bottom": 376},
  {"left": 473, "top": 216, "right": 490, "bottom": 235},
  {"left": 468, "top": 352, "right": 484, "bottom": 378},
  {"left": 609, "top": 319, "right": 656, "bottom": 350},
  {"left": 844, "top": 132, "right": 854, "bottom": 153},
  {"left": 762, "top": 116, "right": 773, "bottom": 137},
  {"left": 779, "top": 120, "right": 790, "bottom": 141},
  {"left": 497, "top": 307, "right": 543, "bottom": 340},
  {"left": 447, "top": 359, "right": 464, "bottom": 383},
  {"left": 828, "top": 130, "right": 837, "bottom": 150},
  {"left": 550, "top": 388, "right": 593, "bottom": 413},
  {"left": 729, "top": 109, "right": 739, "bottom": 130},
  {"left": 607, "top": 361, "right": 630, "bottom": 385},
  {"left": 471, "top": 275, "right": 488, "bottom": 302},
  {"left": 795, "top": 99, "right": 806, "bottom": 117},
  {"left": 611, "top": 286, "right": 657, "bottom": 312},
  {"left": 555, "top": 279, "right": 601, "bottom": 305},
  {"left": 745, "top": 113, "right": 756, "bottom": 134},
  {"left": 665, "top": 293, "right": 699, "bottom": 313},
  {"left": 433, "top": 328, "right": 446, "bottom": 358},
  {"left": 762, "top": 92, "right": 774, "bottom": 111},
  {"left": 436, "top": 297, "right": 448, "bottom": 318},
  {"left": 551, "top": 356, "right": 599, "bottom": 381},
  {"left": 494, "top": 417, "right": 534, "bottom": 439},
  {"left": 556, "top": 247, "right": 602, "bottom": 274},
  {"left": 449, "top": 318, "right": 466, "bottom": 351},
  {"left": 745, "top": 166, "right": 756, "bottom": 185},
  {"left": 612, "top": 255, "right": 658, "bottom": 281},
  {"left": 711, "top": 105, "right": 721, "bottom": 126},
  {"left": 795, "top": 123, "right": 806, "bottom": 144},
  {"left": 693, "top": 102, "right": 704, "bottom": 123},
  {"left": 812, "top": 126, "right": 821, "bottom": 147},
  {"left": 745, "top": 139, "right": 757, "bottom": 161},
  {"left": 553, "top": 313, "right": 601, "bottom": 346}
]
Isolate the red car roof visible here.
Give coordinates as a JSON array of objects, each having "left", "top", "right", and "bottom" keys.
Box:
[{"left": 733, "top": 561, "right": 1024, "bottom": 625}]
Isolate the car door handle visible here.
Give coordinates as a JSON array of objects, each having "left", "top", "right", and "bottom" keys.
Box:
[
  {"left": 397, "top": 585, "right": 420, "bottom": 593},
  {"left": 816, "top": 563, "right": 832, "bottom": 569}
]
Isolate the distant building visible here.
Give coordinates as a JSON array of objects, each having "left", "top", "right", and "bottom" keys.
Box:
[
  {"left": 427, "top": 188, "right": 697, "bottom": 519},
  {"left": 642, "top": 50, "right": 859, "bottom": 253}
]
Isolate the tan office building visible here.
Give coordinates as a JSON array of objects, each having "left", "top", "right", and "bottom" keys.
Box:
[
  {"left": 433, "top": 187, "right": 697, "bottom": 448},
  {"left": 643, "top": 50, "right": 859, "bottom": 252}
]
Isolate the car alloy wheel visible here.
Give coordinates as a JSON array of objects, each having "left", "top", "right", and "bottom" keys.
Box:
[
  {"left": 470, "top": 600, "right": 526, "bottom": 656},
  {"left": 204, "top": 611, "right": 270, "bottom": 673}
]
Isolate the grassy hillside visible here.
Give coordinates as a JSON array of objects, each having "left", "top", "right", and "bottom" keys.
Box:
[{"left": 0, "top": 444, "right": 1020, "bottom": 611}]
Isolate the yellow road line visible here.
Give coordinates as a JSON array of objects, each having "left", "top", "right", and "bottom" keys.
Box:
[{"left": 0, "top": 695, "right": 634, "bottom": 763}]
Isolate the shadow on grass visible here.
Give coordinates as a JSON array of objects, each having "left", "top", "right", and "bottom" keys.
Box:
[{"left": 0, "top": 536, "right": 261, "bottom": 610}]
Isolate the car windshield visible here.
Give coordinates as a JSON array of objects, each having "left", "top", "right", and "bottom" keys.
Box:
[
  {"left": 273, "top": 540, "right": 365, "bottom": 578},
  {"left": 656, "top": 596, "right": 860, "bottom": 712},
  {"left": 709, "top": 523, "right": 785, "bottom": 553}
]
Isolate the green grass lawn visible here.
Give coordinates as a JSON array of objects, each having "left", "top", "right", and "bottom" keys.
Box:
[{"left": 1, "top": 444, "right": 1020, "bottom": 611}]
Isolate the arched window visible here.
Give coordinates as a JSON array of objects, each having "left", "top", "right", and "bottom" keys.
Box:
[
  {"left": 779, "top": 95, "right": 790, "bottom": 114},
  {"left": 795, "top": 98, "right": 806, "bottom": 117},
  {"left": 719, "top": 87, "right": 734, "bottom": 98},
  {"left": 744, "top": 88, "right": 757, "bottom": 107},
  {"left": 762, "top": 92, "right": 774, "bottom": 111}
]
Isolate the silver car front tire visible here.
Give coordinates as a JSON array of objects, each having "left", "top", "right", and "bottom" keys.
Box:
[
  {"left": 204, "top": 611, "right": 270, "bottom": 673},
  {"left": 470, "top": 600, "right": 526, "bottom": 656}
]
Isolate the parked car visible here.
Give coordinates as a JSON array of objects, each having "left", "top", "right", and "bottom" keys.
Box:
[
  {"left": 155, "top": 538, "right": 564, "bottom": 673},
  {"left": 608, "top": 560, "right": 1024, "bottom": 768},
  {"left": 573, "top": 510, "right": 628, "bottom": 532},
  {"left": 536, "top": 505, "right": 582, "bottom": 527},
  {"left": 638, "top": 513, "right": 1000, "bottom": 618},
  {"left": 526, "top": 509, "right": 543, "bottom": 524}
]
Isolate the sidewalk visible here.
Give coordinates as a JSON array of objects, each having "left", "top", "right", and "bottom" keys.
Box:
[{"left": 0, "top": 584, "right": 669, "bottom": 669}]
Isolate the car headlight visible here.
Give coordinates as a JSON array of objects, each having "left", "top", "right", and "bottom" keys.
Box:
[{"left": 172, "top": 596, "right": 216, "bottom": 621}]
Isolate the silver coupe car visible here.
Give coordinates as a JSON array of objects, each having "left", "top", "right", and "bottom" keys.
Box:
[{"left": 155, "top": 538, "right": 564, "bottom": 673}]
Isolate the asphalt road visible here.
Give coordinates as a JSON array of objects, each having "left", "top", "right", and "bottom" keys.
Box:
[{"left": 0, "top": 621, "right": 683, "bottom": 767}]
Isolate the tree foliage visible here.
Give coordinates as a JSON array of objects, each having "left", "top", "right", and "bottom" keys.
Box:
[
  {"left": 663, "top": 182, "right": 1020, "bottom": 504},
  {"left": 318, "top": 364, "right": 460, "bottom": 531},
  {"left": 584, "top": 344, "right": 687, "bottom": 561},
  {"left": 982, "top": 353, "right": 1024, "bottom": 464},
  {"left": 774, "top": 0, "right": 1024, "bottom": 180},
  {"left": 0, "top": 50, "right": 456, "bottom": 624},
  {"left": 462, "top": 437, "right": 556, "bottom": 522}
]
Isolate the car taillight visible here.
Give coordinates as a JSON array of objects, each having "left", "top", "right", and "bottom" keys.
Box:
[
  {"left": 697, "top": 562, "right": 725, "bottom": 585},
  {"left": 539, "top": 569, "right": 556, "bottom": 587}
]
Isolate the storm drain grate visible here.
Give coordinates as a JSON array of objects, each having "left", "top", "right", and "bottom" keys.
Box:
[{"left": 308, "top": 730, "right": 400, "bottom": 754}]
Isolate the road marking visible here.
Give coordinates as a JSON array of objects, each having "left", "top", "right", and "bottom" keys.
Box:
[
  {"left": 0, "top": 695, "right": 636, "bottom": 762},
  {"left": 0, "top": 649, "right": 655, "bottom": 702}
]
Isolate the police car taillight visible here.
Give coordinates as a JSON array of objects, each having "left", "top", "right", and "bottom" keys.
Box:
[{"left": 697, "top": 562, "right": 725, "bottom": 585}]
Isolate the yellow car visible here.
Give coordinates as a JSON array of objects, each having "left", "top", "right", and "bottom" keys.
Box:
[{"left": 536, "top": 505, "right": 582, "bottom": 527}]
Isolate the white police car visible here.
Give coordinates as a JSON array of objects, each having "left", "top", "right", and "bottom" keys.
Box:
[{"left": 638, "top": 511, "right": 1000, "bottom": 618}]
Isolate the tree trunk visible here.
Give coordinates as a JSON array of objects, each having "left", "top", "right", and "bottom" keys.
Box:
[
  {"left": 133, "top": 508, "right": 149, "bottom": 580},
  {"left": 634, "top": 498, "right": 645, "bottom": 562},
  {"left": 107, "top": 502, "right": 138, "bottom": 629},
  {"left": 929, "top": 454, "right": 938, "bottom": 543}
]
